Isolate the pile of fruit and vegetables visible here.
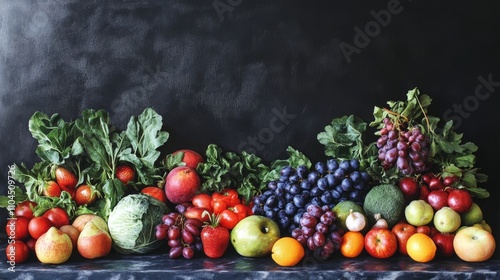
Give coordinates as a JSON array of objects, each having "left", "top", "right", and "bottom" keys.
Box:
[{"left": 2, "top": 88, "right": 495, "bottom": 266}]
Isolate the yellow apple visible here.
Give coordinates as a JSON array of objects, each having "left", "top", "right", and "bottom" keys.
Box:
[{"left": 453, "top": 226, "right": 495, "bottom": 262}]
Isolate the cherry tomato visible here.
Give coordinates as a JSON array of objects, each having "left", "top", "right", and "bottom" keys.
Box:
[
  {"left": 219, "top": 209, "right": 239, "bottom": 230},
  {"left": 6, "top": 240, "right": 30, "bottom": 264},
  {"left": 232, "top": 204, "right": 247, "bottom": 221},
  {"left": 141, "top": 186, "right": 167, "bottom": 203},
  {"left": 14, "top": 201, "right": 37, "bottom": 220},
  {"left": 5, "top": 216, "right": 30, "bottom": 240},
  {"left": 211, "top": 200, "right": 227, "bottom": 214},
  {"left": 191, "top": 193, "right": 213, "bottom": 211},
  {"left": 28, "top": 216, "right": 53, "bottom": 239},
  {"left": 75, "top": 184, "right": 97, "bottom": 206},
  {"left": 42, "top": 208, "right": 70, "bottom": 228}
]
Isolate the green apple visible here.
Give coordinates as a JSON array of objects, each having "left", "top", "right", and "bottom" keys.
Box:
[
  {"left": 460, "top": 202, "right": 483, "bottom": 226},
  {"left": 433, "top": 207, "right": 461, "bottom": 233},
  {"left": 405, "top": 200, "right": 434, "bottom": 226},
  {"left": 230, "top": 215, "right": 280, "bottom": 257}
]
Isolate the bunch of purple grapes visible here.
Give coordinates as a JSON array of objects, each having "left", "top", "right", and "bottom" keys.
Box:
[
  {"left": 291, "top": 204, "right": 343, "bottom": 259},
  {"left": 376, "top": 118, "right": 431, "bottom": 175},
  {"left": 155, "top": 212, "right": 203, "bottom": 259},
  {"left": 252, "top": 158, "right": 370, "bottom": 235}
]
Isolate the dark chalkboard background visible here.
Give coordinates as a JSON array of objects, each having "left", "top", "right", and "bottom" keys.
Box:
[{"left": 1, "top": 0, "right": 499, "bottom": 252}]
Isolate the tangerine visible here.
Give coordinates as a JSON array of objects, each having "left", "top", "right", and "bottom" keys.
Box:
[
  {"left": 406, "top": 233, "right": 437, "bottom": 263},
  {"left": 340, "top": 231, "right": 365, "bottom": 258},
  {"left": 271, "top": 237, "right": 305, "bottom": 266}
]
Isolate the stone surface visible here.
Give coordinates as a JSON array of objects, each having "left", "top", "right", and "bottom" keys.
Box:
[{"left": 2, "top": 245, "right": 499, "bottom": 279}]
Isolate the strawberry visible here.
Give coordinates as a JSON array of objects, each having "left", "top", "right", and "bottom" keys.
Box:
[
  {"left": 43, "top": 180, "right": 62, "bottom": 197},
  {"left": 55, "top": 166, "right": 78, "bottom": 192},
  {"left": 116, "top": 164, "right": 135, "bottom": 185},
  {"left": 201, "top": 212, "right": 230, "bottom": 258}
]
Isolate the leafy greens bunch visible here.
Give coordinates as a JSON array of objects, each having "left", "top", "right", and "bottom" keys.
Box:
[{"left": 4, "top": 108, "right": 169, "bottom": 220}]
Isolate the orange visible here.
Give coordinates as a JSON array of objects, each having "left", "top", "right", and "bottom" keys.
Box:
[
  {"left": 406, "top": 233, "right": 437, "bottom": 263},
  {"left": 340, "top": 231, "right": 365, "bottom": 258},
  {"left": 271, "top": 237, "right": 305, "bottom": 266}
]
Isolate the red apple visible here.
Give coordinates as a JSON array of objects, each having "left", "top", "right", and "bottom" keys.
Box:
[
  {"left": 398, "top": 177, "right": 420, "bottom": 201},
  {"left": 418, "top": 184, "right": 430, "bottom": 202},
  {"left": 165, "top": 166, "right": 201, "bottom": 204},
  {"left": 391, "top": 222, "right": 417, "bottom": 255},
  {"left": 172, "top": 149, "right": 204, "bottom": 170},
  {"left": 432, "top": 232, "right": 455, "bottom": 257},
  {"left": 427, "top": 190, "right": 449, "bottom": 211},
  {"left": 447, "top": 189, "right": 472, "bottom": 213},
  {"left": 364, "top": 228, "right": 398, "bottom": 259},
  {"left": 453, "top": 227, "right": 496, "bottom": 262},
  {"left": 428, "top": 177, "right": 444, "bottom": 190}
]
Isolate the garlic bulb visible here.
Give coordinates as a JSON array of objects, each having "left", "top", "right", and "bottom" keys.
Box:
[
  {"left": 345, "top": 209, "right": 366, "bottom": 232},
  {"left": 372, "top": 213, "right": 389, "bottom": 229}
]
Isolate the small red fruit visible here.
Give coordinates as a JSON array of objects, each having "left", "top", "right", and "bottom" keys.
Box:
[
  {"left": 6, "top": 240, "right": 30, "bottom": 264},
  {"left": 116, "top": 164, "right": 135, "bottom": 185},
  {"left": 43, "top": 180, "right": 62, "bottom": 197},
  {"left": 427, "top": 190, "right": 449, "bottom": 211},
  {"left": 141, "top": 186, "right": 167, "bottom": 204},
  {"left": 428, "top": 177, "right": 444, "bottom": 190},
  {"left": 172, "top": 149, "right": 204, "bottom": 170},
  {"left": 14, "top": 201, "right": 37, "bottom": 220},
  {"left": 75, "top": 184, "right": 98, "bottom": 206},
  {"left": 398, "top": 177, "right": 420, "bottom": 200},
  {"left": 447, "top": 189, "right": 473, "bottom": 213},
  {"left": 42, "top": 207, "right": 70, "bottom": 228},
  {"left": 28, "top": 216, "right": 53, "bottom": 239},
  {"left": 201, "top": 213, "right": 230, "bottom": 258},
  {"left": 55, "top": 166, "right": 78, "bottom": 192},
  {"left": 5, "top": 216, "right": 30, "bottom": 240}
]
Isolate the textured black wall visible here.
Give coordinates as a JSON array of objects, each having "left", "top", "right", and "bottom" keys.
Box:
[{"left": 1, "top": 0, "right": 499, "bottom": 245}]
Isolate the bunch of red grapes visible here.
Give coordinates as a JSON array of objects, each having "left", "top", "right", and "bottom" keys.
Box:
[
  {"left": 155, "top": 212, "right": 204, "bottom": 259},
  {"left": 290, "top": 204, "right": 343, "bottom": 259},
  {"left": 376, "top": 117, "right": 431, "bottom": 175}
]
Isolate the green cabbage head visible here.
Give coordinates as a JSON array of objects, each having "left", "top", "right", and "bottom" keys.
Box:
[{"left": 108, "top": 193, "right": 169, "bottom": 254}]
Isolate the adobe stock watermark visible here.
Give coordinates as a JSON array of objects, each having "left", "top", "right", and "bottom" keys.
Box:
[
  {"left": 339, "top": 0, "right": 411, "bottom": 64},
  {"left": 212, "top": 0, "right": 244, "bottom": 21},
  {"left": 237, "top": 106, "right": 296, "bottom": 154},
  {"left": 6, "top": 165, "right": 18, "bottom": 272},
  {"left": 441, "top": 73, "right": 499, "bottom": 130}
]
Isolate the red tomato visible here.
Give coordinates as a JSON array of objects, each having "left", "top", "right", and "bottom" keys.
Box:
[
  {"left": 5, "top": 216, "right": 30, "bottom": 240},
  {"left": 211, "top": 200, "right": 227, "bottom": 214},
  {"left": 141, "top": 186, "right": 167, "bottom": 203},
  {"left": 364, "top": 228, "right": 398, "bottom": 259},
  {"left": 219, "top": 209, "right": 239, "bottom": 230},
  {"left": 28, "top": 216, "right": 53, "bottom": 239},
  {"left": 42, "top": 208, "right": 70, "bottom": 228},
  {"left": 192, "top": 193, "right": 213, "bottom": 211},
  {"left": 232, "top": 204, "right": 247, "bottom": 221},
  {"left": 6, "top": 240, "right": 30, "bottom": 264},
  {"left": 14, "top": 201, "right": 37, "bottom": 220}
]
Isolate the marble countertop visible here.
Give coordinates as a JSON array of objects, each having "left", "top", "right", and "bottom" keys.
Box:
[{"left": 2, "top": 245, "right": 499, "bottom": 280}]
